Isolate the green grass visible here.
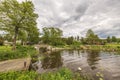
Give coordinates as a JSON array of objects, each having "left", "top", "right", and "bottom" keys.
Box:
[
  {"left": 0, "top": 46, "right": 12, "bottom": 51},
  {"left": 85, "top": 44, "right": 120, "bottom": 51},
  {"left": 39, "top": 68, "right": 89, "bottom": 80},
  {"left": 0, "top": 45, "right": 37, "bottom": 61},
  {"left": 39, "top": 68, "right": 73, "bottom": 80},
  {"left": 0, "top": 71, "right": 37, "bottom": 80},
  {"left": 0, "top": 68, "right": 89, "bottom": 80}
]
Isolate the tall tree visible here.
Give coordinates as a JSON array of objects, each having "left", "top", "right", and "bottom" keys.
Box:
[
  {"left": 77, "top": 36, "right": 80, "bottom": 41},
  {"left": 86, "top": 29, "right": 94, "bottom": 38},
  {"left": 107, "top": 36, "right": 111, "bottom": 43},
  {"left": 111, "top": 36, "right": 117, "bottom": 42},
  {"left": 27, "top": 26, "right": 39, "bottom": 44},
  {"left": 0, "top": 0, "right": 38, "bottom": 50},
  {"left": 66, "top": 36, "right": 74, "bottom": 45},
  {"left": 18, "top": 30, "right": 28, "bottom": 45},
  {"left": 86, "top": 29, "right": 99, "bottom": 45},
  {"left": 81, "top": 37, "right": 85, "bottom": 44},
  {"left": 42, "top": 27, "right": 63, "bottom": 46}
]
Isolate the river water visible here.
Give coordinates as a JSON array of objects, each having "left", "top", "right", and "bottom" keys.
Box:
[{"left": 33, "top": 50, "right": 120, "bottom": 80}]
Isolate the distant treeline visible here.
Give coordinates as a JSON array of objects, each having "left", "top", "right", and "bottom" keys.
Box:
[
  {"left": 80, "top": 29, "right": 120, "bottom": 45},
  {"left": 0, "top": 27, "right": 120, "bottom": 46}
]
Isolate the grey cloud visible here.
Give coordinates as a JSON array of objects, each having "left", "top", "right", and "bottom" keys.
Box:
[{"left": 17, "top": 0, "right": 120, "bottom": 38}]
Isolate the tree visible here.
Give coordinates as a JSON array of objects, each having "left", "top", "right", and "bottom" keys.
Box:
[
  {"left": 27, "top": 27, "right": 39, "bottom": 44},
  {"left": 0, "top": 0, "right": 38, "bottom": 50},
  {"left": 86, "top": 29, "right": 100, "bottom": 45},
  {"left": 107, "top": 36, "right": 111, "bottom": 43},
  {"left": 86, "top": 29, "right": 94, "bottom": 38},
  {"left": 18, "top": 30, "right": 28, "bottom": 45},
  {"left": 66, "top": 36, "right": 74, "bottom": 45},
  {"left": 77, "top": 36, "right": 80, "bottom": 41},
  {"left": 81, "top": 37, "right": 86, "bottom": 44},
  {"left": 42, "top": 27, "right": 63, "bottom": 46},
  {"left": 111, "top": 36, "right": 117, "bottom": 42},
  {"left": 4, "top": 33, "right": 13, "bottom": 42}
]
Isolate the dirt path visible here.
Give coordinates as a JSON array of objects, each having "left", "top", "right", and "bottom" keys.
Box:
[{"left": 0, "top": 58, "right": 31, "bottom": 72}]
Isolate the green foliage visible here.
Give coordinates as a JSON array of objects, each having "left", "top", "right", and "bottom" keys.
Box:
[
  {"left": 18, "top": 30, "right": 28, "bottom": 44},
  {"left": 80, "top": 37, "right": 86, "bottom": 44},
  {"left": 0, "top": 71, "right": 38, "bottom": 80},
  {"left": 107, "top": 36, "right": 111, "bottom": 43},
  {"left": 39, "top": 68, "right": 88, "bottom": 80},
  {"left": 111, "top": 36, "right": 117, "bottom": 42},
  {"left": 80, "top": 29, "right": 101, "bottom": 45},
  {"left": 86, "top": 29, "right": 95, "bottom": 38},
  {"left": 69, "top": 41, "right": 81, "bottom": 49},
  {"left": 39, "top": 68, "right": 73, "bottom": 80},
  {"left": 42, "top": 27, "right": 64, "bottom": 46},
  {"left": 0, "top": 68, "right": 89, "bottom": 80},
  {"left": 27, "top": 28, "right": 40, "bottom": 44},
  {"left": 0, "top": 0, "right": 38, "bottom": 49},
  {"left": 117, "top": 38, "right": 120, "bottom": 43},
  {"left": 0, "top": 46, "right": 37, "bottom": 61},
  {"left": 66, "top": 36, "right": 74, "bottom": 45},
  {"left": 85, "top": 44, "right": 120, "bottom": 51},
  {"left": 85, "top": 29, "right": 100, "bottom": 45},
  {"left": 4, "top": 34, "right": 13, "bottom": 42},
  {"left": 0, "top": 46, "right": 12, "bottom": 51}
]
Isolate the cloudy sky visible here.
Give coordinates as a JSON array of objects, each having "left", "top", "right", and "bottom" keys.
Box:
[{"left": 19, "top": 0, "right": 120, "bottom": 38}]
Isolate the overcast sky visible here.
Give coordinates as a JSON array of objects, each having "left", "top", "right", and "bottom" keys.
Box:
[{"left": 18, "top": 0, "right": 120, "bottom": 38}]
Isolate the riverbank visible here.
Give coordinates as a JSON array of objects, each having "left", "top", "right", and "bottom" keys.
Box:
[
  {"left": 80, "top": 44, "right": 120, "bottom": 51},
  {"left": 50, "top": 44, "right": 120, "bottom": 52},
  {"left": 0, "top": 58, "right": 31, "bottom": 72},
  {"left": 1, "top": 44, "right": 120, "bottom": 80},
  {"left": 0, "top": 45, "right": 91, "bottom": 80},
  {"left": 0, "top": 68, "right": 89, "bottom": 80},
  {"left": 0, "top": 45, "right": 38, "bottom": 72}
]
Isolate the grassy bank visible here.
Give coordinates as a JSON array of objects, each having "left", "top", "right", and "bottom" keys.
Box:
[
  {"left": 0, "top": 68, "right": 89, "bottom": 80},
  {"left": 43, "top": 44, "right": 120, "bottom": 52},
  {"left": 0, "top": 71, "right": 37, "bottom": 80},
  {"left": 82, "top": 44, "right": 120, "bottom": 51},
  {"left": 0, "top": 46, "right": 37, "bottom": 61}
]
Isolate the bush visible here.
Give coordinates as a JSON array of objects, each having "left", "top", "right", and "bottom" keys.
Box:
[
  {"left": 0, "top": 46, "right": 37, "bottom": 61},
  {"left": 0, "top": 71, "right": 38, "bottom": 80},
  {"left": 39, "top": 68, "right": 89, "bottom": 80},
  {"left": 0, "top": 68, "right": 89, "bottom": 80},
  {"left": 39, "top": 68, "right": 73, "bottom": 80}
]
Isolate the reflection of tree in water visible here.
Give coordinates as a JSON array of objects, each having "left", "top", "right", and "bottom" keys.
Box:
[
  {"left": 86, "top": 50, "right": 100, "bottom": 70},
  {"left": 68, "top": 50, "right": 74, "bottom": 56},
  {"left": 41, "top": 51, "right": 63, "bottom": 69}
]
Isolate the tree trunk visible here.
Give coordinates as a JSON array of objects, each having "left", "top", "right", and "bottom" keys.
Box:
[{"left": 12, "top": 27, "right": 18, "bottom": 50}]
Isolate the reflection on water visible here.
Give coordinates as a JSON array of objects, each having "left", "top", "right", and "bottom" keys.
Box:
[
  {"left": 86, "top": 50, "right": 100, "bottom": 70},
  {"left": 41, "top": 51, "right": 63, "bottom": 69},
  {"left": 35, "top": 50, "right": 120, "bottom": 80}
]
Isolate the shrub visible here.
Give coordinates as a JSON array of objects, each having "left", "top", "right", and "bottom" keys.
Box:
[
  {"left": 39, "top": 68, "right": 88, "bottom": 80},
  {"left": 0, "top": 46, "right": 37, "bottom": 61},
  {"left": 0, "top": 68, "right": 89, "bottom": 80},
  {"left": 0, "top": 71, "right": 38, "bottom": 80}
]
